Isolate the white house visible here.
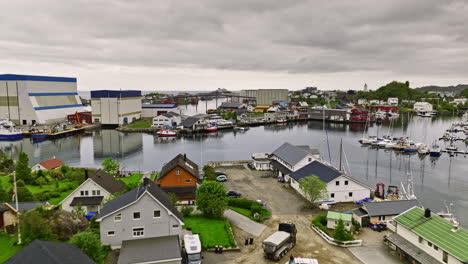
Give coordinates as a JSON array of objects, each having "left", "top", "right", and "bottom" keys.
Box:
[
  {"left": 270, "top": 142, "right": 320, "bottom": 178},
  {"left": 451, "top": 98, "right": 467, "bottom": 105},
  {"left": 141, "top": 103, "right": 181, "bottom": 118},
  {"left": 251, "top": 153, "right": 271, "bottom": 170},
  {"left": 357, "top": 99, "right": 368, "bottom": 105},
  {"left": 413, "top": 102, "right": 433, "bottom": 113},
  {"left": 326, "top": 211, "right": 352, "bottom": 231},
  {"left": 31, "top": 158, "right": 64, "bottom": 172},
  {"left": 289, "top": 160, "right": 372, "bottom": 203},
  {"left": 385, "top": 207, "right": 468, "bottom": 264},
  {"left": 387, "top": 97, "right": 399, "bottom": 105},
  {"left": 352, "top": 199, "right": 420, "bottom": 227},
  {"left": 152, "top": 112, "right": 181, "bottom": 128},
  {"left": 59, "top": 170, "right": 126, "bottom": 213}
]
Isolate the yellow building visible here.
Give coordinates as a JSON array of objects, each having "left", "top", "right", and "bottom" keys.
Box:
[{"left": 254, "top": 105, "right": 270, "bottom": 113}]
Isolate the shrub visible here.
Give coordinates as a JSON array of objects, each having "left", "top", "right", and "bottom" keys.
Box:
[
  {"left": 181, "top": 205, "right": 194, "bottom": 217},
  {"left": 351, "top": 218, "right": 361, "bottom": 233},
  {"left": 35, "top": 191, "right": 51, "bottom": 201},
  {"left": 70, "top": 231, "right": 103, "bottom": 263},
  {"left": 45, "top": 175, "right": 54, "bottom": 183},
  {"left": 250, "top": 203, "right": 262, "bottom": 216},
  {"left": 50, "top": 191, "right": 61, "bottom": 198},
  {"left": 35, "top": 176, "right": 47, "bottom": 186},
  {"left": 202, "top": 165, "right": 217, "bottom": 181},
  {"left": 60, "top": 165, "right": 69, "bottom": 174},
  {"left": 223, "top": 221, "right": 236, "bottom": 248},
  {"left": 312, "top": 214, "right": 329, "bottom": 235},
  {"left": 226, "top": 198, "right": 255, "bottom": 210},
  {"left": 20, "top": 209, "right": 56, "bottom": 245}
]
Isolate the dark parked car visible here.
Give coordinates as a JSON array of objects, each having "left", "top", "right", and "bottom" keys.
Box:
[
  {"left": 216, "top": 175, "right": 228, "bottom": 182},
  {"left": 226, "top": 190, "right": 241, "bottom": 198},
  {"left": 215, "top": 171, "right": 227, "bottom": 176}
]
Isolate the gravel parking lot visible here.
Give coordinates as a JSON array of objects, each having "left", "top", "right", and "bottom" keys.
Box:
[{"left": 204, "top": 166, "right": 363, "bottom": 264}]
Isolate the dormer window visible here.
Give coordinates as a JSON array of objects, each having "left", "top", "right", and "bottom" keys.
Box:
[{"left": 176, "top": 169, "right": 181, "bottom": 175}]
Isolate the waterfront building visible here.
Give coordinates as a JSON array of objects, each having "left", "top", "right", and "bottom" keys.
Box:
[
  {"left": 388, "top": 97, "right": 399, "bottom": 105},
  {"left": 59, "top": 169, "right": 126, "bottom": 213},
  {"left": 385, "top": 207, "right": 468, "bottom": 264},
  {"left": 254, "top": 105, "right": 270, "bottom": 113},
  {"left": 270, "top": 142, "right": 320, "bottom": 178},
  {"left": 414, "top": 102, "right": 433, "bottom": 113},
  {"left": 31, "top": 157, "right": 65, "bottom": 172},
  {"left": 327, "top": 211, "right": 352, "bottom": 231},
  {"left": 141, "top": 103, "right": 181, "bottom": 118},
  {"left": 152, "top": 112, "right": 181, "bottom": 128},
  {"left": 0, "top": 74, "right": 86, "bottom": 125},
  {"left": 256, "top": 89, "right": 289, "bottom": 105},
  {"left": 357, "top": 99, "right": 368, "bottom": 105},
  {"left": 96, "top": 179, "right": 183, "bottom": 249},
  {"left": 155, "top": 154, "right": 200, "bottom": 204},
  {"left": 352, "top": 199, "right": 421, "bottom": 227},
  {"left": 91, "top": 90, "right": 142, "bottom": 126}
]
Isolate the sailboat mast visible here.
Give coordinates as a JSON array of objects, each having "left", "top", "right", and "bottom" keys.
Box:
[{"left": 339, "top": 138, "right": 343, "bottom": 171}]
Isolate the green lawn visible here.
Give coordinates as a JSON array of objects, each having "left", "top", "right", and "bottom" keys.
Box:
[
  {"left": 183, "top": 215, "right": 236, "bottom": 248},
  {"left": 126, "top": 120, "right": 152, "bottom": 128},
  {"left": 0, "top": 232, "right": 23, "bottom": 263},
  {"left": 117, "top": 173, "right": 143, "bottom": 185},
  {"left": 229, "top": 206, "right": 270, "bottom": 223},
  {"left": 150, "top": 173, "right": 159, "bottom": 181},
  {"left": 0, "top": 175, "right": 11, "bottom": 189}
]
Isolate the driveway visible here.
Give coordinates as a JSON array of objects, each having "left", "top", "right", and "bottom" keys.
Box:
[
  {"left": 348, "top": 244, "right": 401, "bottom": 264},
  {"left": 224, "top": 209, "right": 266, "bottom": 237}
]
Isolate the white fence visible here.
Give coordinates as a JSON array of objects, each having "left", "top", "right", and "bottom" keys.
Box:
[{"left": 310, "top": 225, "right": 362, "bottom": 247}]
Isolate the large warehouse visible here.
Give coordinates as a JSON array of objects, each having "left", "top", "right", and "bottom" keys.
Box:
[
  {"left": 237, "top": 89, "right": 289, "bottom": 105},
  {"left": 91, "top": 90, "right": 142, "bottom": 126},
  {"left": 0, "top": 74, "right": 86, "bottom": 125}
]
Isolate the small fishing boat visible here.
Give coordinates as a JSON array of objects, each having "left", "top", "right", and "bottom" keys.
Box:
[
  {"left": 403, "top": 145, "right": 417, "bottom": 153},
  {"left": 385, "top": 141, "right": 397, "bottom": 149},
  {"left": 417, "top": 144, "right": 429, "bottom": 155},
  {"left": 205, "top": 125, "right": 218, "bottom": 133},
  {"left": 446, "top": 144, "right": 458, "bottom": 151},
  {"left": 388, "top": 111, "right": 399, "bottom": 117},
  {"left": 156, "top": 129, "right": 177, "bottom": 137},
  {"left": 233, "top": 126, "right": 249, "bottom": 132},
  {"left": 429, "top": 142, "right": 441, "bottom": 157},
  {"left": 0, "top": 126, "right": 23, "bottom": 141},
  {"left": 359, "top": 136, "right": 376, "bottom": 145},
  {"left": 421, "top": 112, "right": 433, "bottom": 117},
  {"left": 31, "top": 133, "right": 48, "bottom": 140},
  {"left": 277, "top": 119, "right": 287, "bottom": 124}
]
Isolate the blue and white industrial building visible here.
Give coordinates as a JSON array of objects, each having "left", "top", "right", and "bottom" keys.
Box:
[
  {"left": 0, "top": 74, "right": 86, "bottom": 125},
  {"left": 141, "top": 103, "right": 181, "bottom": 118},
  {"left": 91, "top": 90, "right": 142, "bottom": 126}
]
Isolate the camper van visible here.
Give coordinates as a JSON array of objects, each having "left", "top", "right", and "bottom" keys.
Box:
[{"left": 183, "top": 234, "right": 202, "bottom": 264}]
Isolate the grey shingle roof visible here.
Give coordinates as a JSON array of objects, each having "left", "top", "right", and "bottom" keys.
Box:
[
  {"left": 91, "top": 170, "right": 126, "bottom": 194},
  {"left": 272, "top": 142, "right": 311, "bottom": 166},
  {"left": 363, "top": 200, "right": 421, "bottom": 217},
  {"left": 118, "top": 236, "right": 181, "bottom": 264},
  {"left": 182, "top": 117, "right": 200, "bottom": 128},
  {"left": 159, "top": 154, "right": 200, "bottom": 181},
  {"left": 5, "top": 240, "right": 94, "bottom": 264},
  {"left": 270, "top": 160, "right": 292, "bottom": 175},
  {"left": 70, "top": 196, "right": 104, "bottom": 206},
  {"left": 289, "top": 160, "right": 342, "bottom": 183},
  {"left": 0, "top": 201, "right": 48, "bottom": 213},
  {"left": 97, "top": 180, "right": 183, "bottom": 222}
]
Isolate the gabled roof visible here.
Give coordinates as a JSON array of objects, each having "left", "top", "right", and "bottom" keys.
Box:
[
  {"left": 363, "top": 199, "right": 421, "bottom": 217},
  {"left": 158, "top": 154, "right": 200, "bottom": 180},
  {"left": 296, "top": 145, "right": 320, "bottom": 155},
  {"left": 97, "top": 180, "right": 183, "bottom": 222},
  {"left": 70, "top": 196, "right": 104, "bottom": 206},
  {"left": 270, "top": 160, "right": 292, "bottom": 175},
  {"left": 37, "top": 158, "right": 64, "bottom": 169},
  {"left": 182, "top": 117, "right": 200, "bottom": 128},
  {"left": 0, "top": 201, "right": 48, "bottom": 213},
  {"left": 394, "top": 206, "right": 468, "bottom": 262},
  {"left": 272, "top": 142, "right": 312, "bottom": 166},
  {"left": 289, "top": 160, "right": 342, "bottom": 183},
  {"left": 5, "top": 240, "right": 94, "bottom": 264},
  {"left": 327, "top": 211, "right": 352, "bottom": 222},
  {"left": 90, "top": 170, "right": 126, "bottom": 194},
  {"left": 118, "top": 236, "right": 181, "bottom": 264}
]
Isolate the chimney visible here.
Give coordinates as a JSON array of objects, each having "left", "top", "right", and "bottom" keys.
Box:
[
  {"left": 184, "top": 153, "right": 187, "bottom": 161},
  {"left": 143, "top": 177, "right": 150, "bottom": 188},
  {"left": 424, "top": 208, "right": 431, "bottom": 219},
  {"left": 85, "top": 169, "right": 89, "bottom": 180}
]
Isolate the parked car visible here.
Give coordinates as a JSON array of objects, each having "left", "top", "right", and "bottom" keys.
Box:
[
  {"left": 215, "top": 171, "right": 227, "bottom": 176},
  {"left": 216, "top": 175, "right": 228, "bottom": 182},
  {"left": 226, "top": 190, "right": 241, "bottom": 198}
]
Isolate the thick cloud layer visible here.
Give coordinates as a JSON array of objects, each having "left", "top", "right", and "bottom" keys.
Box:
[{"left": 0, "top": 0, "right": 467, "bottom": 90}]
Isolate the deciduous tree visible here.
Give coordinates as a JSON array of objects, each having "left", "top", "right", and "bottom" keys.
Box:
[
  {"left": 196, "top": 181, "right": 227, "bottom": 218},
  {"left": 16, "top": 152, "right": 32, "bottom": 183},
  {"left": 70, "top": 231, "right": 103, "bottom": 262},
  {"left": 298, "top": 175, "right": 327, "bottom": 206},
  {"left": 101, "top": 158, "right": 119, "bottom": 175}
]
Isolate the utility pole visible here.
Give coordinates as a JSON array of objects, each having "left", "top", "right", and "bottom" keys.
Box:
[{"left": 13, "top": 171, "right": 22, "bottom": 245}]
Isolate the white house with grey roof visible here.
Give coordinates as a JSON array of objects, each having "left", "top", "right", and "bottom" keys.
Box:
[
  {"left": 289, "top": 160, "right": 372, "bottom": 203},
  {"left": 96, "top": 179, "right": 183, "bottom": 250},
  {"left": 353, "top": 199, "right": 421, "bottom": 227},
  {"left": 270, "top": 142, "right": 320, "bottom": 178},
  {"left": 152, "top": 111, "right": 181, "bottom": 128}
]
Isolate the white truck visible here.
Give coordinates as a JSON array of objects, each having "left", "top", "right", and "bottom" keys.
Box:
[{"left": 183, "top": 234, "right": 202, "bottom": 264}]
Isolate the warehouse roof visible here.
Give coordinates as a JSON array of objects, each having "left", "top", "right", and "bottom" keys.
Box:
[
  {"left": 363, "top": 200, "right": 421, "bottom": 217},
  {"left": 272, "top": 142, "right": 312, "bottom": 166},
  {"left": 91, "top": 90, "right": 141, "bottom": 98},
  {"left": 289, "top": 160, "right": 342, "bottom": 183},
  {"left": 0, "top": 74, "right": 76, "bottom": 83},
  {"left": 394, "top": 207, "right": 468, "bottom": 262}
]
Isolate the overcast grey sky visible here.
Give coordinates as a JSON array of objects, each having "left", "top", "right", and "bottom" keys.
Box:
[{"left": 1, "top": 0, "right": 467, "bottom": 91}]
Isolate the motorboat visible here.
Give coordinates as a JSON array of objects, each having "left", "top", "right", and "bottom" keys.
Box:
[
  {"left": 0, "top": 126, "right": 23, "bottom": 141},
  {"left": 233, "top": 126, "right": 249, "bottom": 132},
  {"left": 429, "top": 142, "right": 442, "bottom": 157},
  {"left": 446, "top": 144, "right": 458, "bottom": 151},
  {"left": 388, "top": 111, "right": 399, "bottom": 117},
  {"left": 277, "top": 119, "right": 287, "bottom": 124},
  {"left": 417, "top": 144, "right": 429, "bottom": 155},
  {"left": 403, "top": 145, "right": 417, "bottom": 153},
  {"left": 377, "top": 139, "right": 391, "bottom": 148},
  {"left": 156, "top": 129, "right": 177, "bottom": 137},
  {"left": 205, "top": 125, "right": 218, "bottom": 133},
  {"left": 421, "top": 112, "right": 433, "bottom": 117},
  {"left": 359, "top": 136, "right": 376, "bottom": 145},
  {"left": 385, "top": 141, "right": 397, "bottom": 149}
]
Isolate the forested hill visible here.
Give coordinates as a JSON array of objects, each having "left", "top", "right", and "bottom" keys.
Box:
[{"left": 415, "top": 84, "right": 468, "bottom": 94}]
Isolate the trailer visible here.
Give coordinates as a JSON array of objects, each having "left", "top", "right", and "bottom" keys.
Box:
[{"left": 262, "top": 222, "right": 297, "bottom": 261}]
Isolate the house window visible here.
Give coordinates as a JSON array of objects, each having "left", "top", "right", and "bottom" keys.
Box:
[
  {"left": 345, "top": 180, "right": 349, "bottom": 185},
  {"left": 153, "top": 210, "right": 161, "bottom": 218},
  {"left": 114, "top": 213, "right": 122, "bottom": 222},
  {"left": 172, "top": 224, "right": 179, "bottom": 228},
  {"left": 336, "top": 181, "right": 340, "bottom": 186},
  {"left": 419, "top": 236, "right": 423, "bottom": 243},
  {"left": 133, "top": 227, "right": 144, "bottom": 237},
  {"left": 185, "top": 179, "right": 192, "bottom": 183},
  {"left": 308, "top": 158, "right": 312, "bottom": 162},
  {"left": 96, "top": 190, "right": 100, "bottom": 195},
  {"left": 107, "top": 231, "right": 115, "bottom": 236},
  {"left": 330, "top": 193, "right": 335, "bottom": 198},
  {"left": 348, "top": 192, "right": 353, "bottom": 197},
  {"left": 443, "top": 251, "right": 448, "bottom": 263},
  {"left": 428, "top": 241, "right": 432, "bottom": 247},
  {"left": 434, "top": 245, "right": 438, "bottom": 251},
  {"left": 176, "top": 169, "right": 181, "bottom": 175},
  {"left": 133, "top": 212, "right": 141, "bottom": 220},
  {"left": 80, "top": 190, "right": 89, "bottom": 196}
]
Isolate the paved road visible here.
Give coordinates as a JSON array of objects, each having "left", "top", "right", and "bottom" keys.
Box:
[
  {"left": 224, "top": 209, "right": 266, "bottom": 237},
  {"left": 348, "top": 244, "right": 402, "bottom": 264}
]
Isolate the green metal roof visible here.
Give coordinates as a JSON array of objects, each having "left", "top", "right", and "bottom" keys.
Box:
[
  {"left": 394, "top": 207, "right": 468, "bottom": 261},
  {"left": 327, "top": 211, "right": 352, "bottom": 222}
]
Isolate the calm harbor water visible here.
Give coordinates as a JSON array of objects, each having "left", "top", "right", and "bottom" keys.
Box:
[{"left": 1, "top": 102, "right": 467, "bottom": 225}]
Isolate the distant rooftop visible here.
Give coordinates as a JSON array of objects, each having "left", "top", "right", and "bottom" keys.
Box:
[
  {"left": 0, "top": 74, "right": 76, "bottom": 83},
  {"left": 91, "top": 90, "right": 141, "bottom": 98}
]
